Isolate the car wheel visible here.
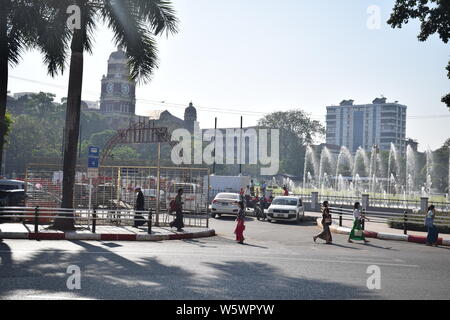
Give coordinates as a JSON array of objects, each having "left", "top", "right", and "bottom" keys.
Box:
[
  {"left": 267, "top": 218, "right": 272, "bottom": 223},
  {"left": 211, "top": 212, "right": 216, "bottom": 218}
]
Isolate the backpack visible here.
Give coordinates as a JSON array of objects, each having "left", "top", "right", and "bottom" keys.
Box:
[{"left": 169, "top": 200, "right": 177, "bottom": 212}]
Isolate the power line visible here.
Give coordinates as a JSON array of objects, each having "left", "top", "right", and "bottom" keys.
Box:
[{"left": 9, "top": 74, "right": 450, "bottom": 120}]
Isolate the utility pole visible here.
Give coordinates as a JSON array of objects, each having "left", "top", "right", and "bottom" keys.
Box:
[
  {"left": 239, "top": 116, "right": 243, "bottom": 175},
  {"left": 213, "top": 117, "right": 217, "bottom": 175}
]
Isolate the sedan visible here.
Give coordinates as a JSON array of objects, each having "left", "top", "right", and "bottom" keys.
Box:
[{"left": 211, "top": 193, "right": 241, "bottom": 218}]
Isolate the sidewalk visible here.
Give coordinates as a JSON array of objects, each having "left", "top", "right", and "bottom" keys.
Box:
[
  {"left": 0, "top": 223, "right": 215, "bottom": 241},
  {"left": 307, "top": 211, "right": 450, "bottom": 246}
]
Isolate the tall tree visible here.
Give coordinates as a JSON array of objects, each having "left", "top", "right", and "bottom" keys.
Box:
[
  {"left": 0, "top": 0, "right": 45, "bottom": 178},
  {"left": 387, "top": 0, "right": 450, "bottom": 110},
  {"left": 37, "top": 1, "right": 178, "bottom": 229},
  {"left": 258, "top": 110, "right": 325, "bottom": 176}
]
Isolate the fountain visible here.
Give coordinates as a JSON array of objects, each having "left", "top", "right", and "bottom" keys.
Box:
[
  {"left": 303, "top": 146, "right": 319, "bottom": 189},
  {"left": 406, "top": 145, "right": 416, "bottom": 198},
  {"left": 319, "top": 147, "right": 334, "bottom": 190},
  {"left": 335, "top": 146, "right": 354, "bottom": 190},
  {"left": 298, "top": 142, "right": 445, "bottom": 204}
]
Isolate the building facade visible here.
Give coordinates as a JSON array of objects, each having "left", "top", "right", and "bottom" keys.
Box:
[
  {"left": 100, "top": 48, "right": 136, "bottom": 114},
  {"left": 326, "top": 98, "right": 407, "bottom": 154}
]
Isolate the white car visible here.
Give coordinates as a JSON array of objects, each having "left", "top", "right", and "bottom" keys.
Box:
[
  {"left": 211, "top": 193, "right": 241, "bottom": 218},
  {"left": 267, "top": 196, "right": 305, "bottom": 223}
]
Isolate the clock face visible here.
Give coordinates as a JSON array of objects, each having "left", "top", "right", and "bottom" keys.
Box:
[
  {"left": 121, "top": 83, "right": 130, "bottom": 95},
  {"left": 106, "top": 83, "right": 114, "bottom": 94}
]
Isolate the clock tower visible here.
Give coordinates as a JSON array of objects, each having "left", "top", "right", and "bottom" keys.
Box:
[{"left": 100, "top": 47, "right": 136, "bottom": 114}]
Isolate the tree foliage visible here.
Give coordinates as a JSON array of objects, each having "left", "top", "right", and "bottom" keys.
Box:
[
  {"left": 257, "top": 110, "right": 325, "bottom": 176},
  {"left": 387, "top": 0, "right": 450, "bottom": 109}
]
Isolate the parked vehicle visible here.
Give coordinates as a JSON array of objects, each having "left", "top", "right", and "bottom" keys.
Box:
[
  {"left": 167, "top": 183, "right": 206, "bottom": 213},
  {"left": 142, "top": 189, "right": 165, "bottom": 209},
  {"left": 0, "top": 189, "right": 27, "bottom": 223},
  {"left": 266, "top": 196, "right": 305, "bottom": 223},
  {"left": 0, "top": 179, "right": 25, "bottom": 191},
  {"left": 211, "top": 193, "right": 241, "bottom": 218}
]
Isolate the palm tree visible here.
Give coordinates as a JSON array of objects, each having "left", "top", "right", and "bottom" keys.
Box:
[
  {"left": 0, "top": 0, "right": 46, "bottom": 177},
  {"left": 42, "top": 0, "right": 178, "bottom": 230}
]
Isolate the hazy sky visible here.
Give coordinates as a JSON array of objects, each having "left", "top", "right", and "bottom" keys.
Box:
[{"left": 8, "top": 0, "right": 450, "bottom": 151}]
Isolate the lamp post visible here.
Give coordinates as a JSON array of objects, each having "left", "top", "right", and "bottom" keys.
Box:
[{"left": 448, "top": 146, "right": 450, "bottom": 200}]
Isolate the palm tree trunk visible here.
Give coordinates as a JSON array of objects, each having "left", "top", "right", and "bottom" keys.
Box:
[
  {"left": 54, "top": 28, "right": 84, "bottom": 230},
  {"left": 0, "top": 5, "right": 8, "bottom": 176}
]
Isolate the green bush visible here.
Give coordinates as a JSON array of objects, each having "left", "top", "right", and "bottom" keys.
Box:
[{"left": 388, "top": 219, "right": 450, "bottom": 234}]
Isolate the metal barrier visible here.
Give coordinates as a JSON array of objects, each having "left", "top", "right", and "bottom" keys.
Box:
[
  {"left": 329, "top": 206, "right": 450, "bottom": 235},
  {"left": 24, "top": 165, "right": 211, "bottom": 217},
  {"left": 0, "top": 206, "right": 209, "bottom": 232}
]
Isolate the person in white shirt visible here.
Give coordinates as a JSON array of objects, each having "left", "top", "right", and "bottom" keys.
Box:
[{"left": 348, "top": 202, "right": 369, "bottom": 244}]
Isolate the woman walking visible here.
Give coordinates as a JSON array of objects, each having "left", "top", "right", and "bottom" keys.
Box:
[
  {"left": 348, "top": 202, "right": 369, "bottom": 244},
  {"left": 313, "top": 201, "right": 332, "bottom": 244},
  {"left": 235, "top": 201, "right": 246, "bottom": 244},
  {"left": 170, "top": 188, "right": 185, "bottom": 232},
  {"left": 425, "top": 205, "right": 439, "bottom": 247}
]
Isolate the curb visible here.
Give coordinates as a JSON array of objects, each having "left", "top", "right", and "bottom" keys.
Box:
[
  {"left": 0, "top": 229, "right": 216, "bottom": 242},
  {"left": 315, "top": 218, "right": 449, "bottom": 247}
]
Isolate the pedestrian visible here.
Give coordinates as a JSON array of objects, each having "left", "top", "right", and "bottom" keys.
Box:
[
  {"left": 313, "top": 201, "right": 333, "bottom": 244},
  {"left": 348, "top": 202, "right": 369, "bottom": 244},
  {"left": 170, "top": 188, "right": 185, "bottom": 232},
  {"left": 250, "top": 180, "right": 255, "bottom": 197},
  {"left": 244, "top": 185, "right": 251, "bottom": 205},
  {"left": 234, "top": 201, "right": 246, "bottom": 244},
  {"left": 425, "top": 205, "right": 439, "bottom": 247},
  {"left": 134, "top": 187, "right": 146, "bottom": 227},
  {"left": 261, "top": 181, "right": 267, "bottom": 195},
  {"left": 283, "top": 185, "right": 289, "bottom": 196}
]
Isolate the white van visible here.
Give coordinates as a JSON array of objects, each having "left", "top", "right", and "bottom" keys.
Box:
[{"left": 167, "top": 183, "right": 206, "bottom": 213}]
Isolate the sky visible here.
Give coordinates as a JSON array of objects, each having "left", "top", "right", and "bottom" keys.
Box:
[{"left": 7, "top": 0, "right": 450, "bottom": 151}]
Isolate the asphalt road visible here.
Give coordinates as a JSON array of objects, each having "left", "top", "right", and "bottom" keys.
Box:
[{"left": 1, "top": 216, "right": 449, "bottom": 300}]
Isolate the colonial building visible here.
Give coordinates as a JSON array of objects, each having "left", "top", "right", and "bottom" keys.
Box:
[
  {"left": 144, "top": 102, "right": 198, "bottom": 133},
  {"left": 100, "top": 47, "right": 136, "bottom": 114}
]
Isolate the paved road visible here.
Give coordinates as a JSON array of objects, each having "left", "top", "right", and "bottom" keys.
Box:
[{"left": 0, "top": 216, "right": 449, "bottom": 300}]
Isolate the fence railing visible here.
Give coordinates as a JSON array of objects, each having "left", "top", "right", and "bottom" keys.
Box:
[
  {"left": 0, "top": 206, "right": 209, "bottom": 233},
  {"left": 329, "top": 206, "right": 450, "bottom": 235}
]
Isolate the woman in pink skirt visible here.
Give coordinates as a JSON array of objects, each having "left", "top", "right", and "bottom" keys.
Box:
[{"left": 235, "top": 201, "right": 246, "bottom": 244}]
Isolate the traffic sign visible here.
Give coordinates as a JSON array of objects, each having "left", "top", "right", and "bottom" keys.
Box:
[
  {"left": 88, "top": 157, "right": 99, "bottom": 169},
  {"left": 88, "top": 146, "right": 100, "bottom": 157}
]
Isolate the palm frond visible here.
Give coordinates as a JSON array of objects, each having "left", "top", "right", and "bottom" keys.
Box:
[
  {"left": 130, "top": 0, "right": 179, "bottom": 36},
  {"left": 101, "top": 0, "right": 159, "bottom": 83}
]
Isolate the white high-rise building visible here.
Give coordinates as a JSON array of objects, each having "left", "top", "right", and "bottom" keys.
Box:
[{"left": 326, "top": 97, "right": 407, "bottom": 154}]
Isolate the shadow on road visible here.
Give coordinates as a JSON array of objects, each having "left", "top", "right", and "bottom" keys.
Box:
[{"left": 0, "top": 240, "right": 377, "bottom": 300}]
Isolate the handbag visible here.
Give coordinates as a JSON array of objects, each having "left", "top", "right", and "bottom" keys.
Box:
[
  {"left": 324, "top": 217, "right": 332, "bottom": 225},
  {"left": 354, "top": 229, "right": 363, "bottom": 237}
]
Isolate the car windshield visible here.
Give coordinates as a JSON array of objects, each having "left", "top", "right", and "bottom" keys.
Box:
[
  {"left": 216, "top": 193, "right": 239, "bottom": 200},
  {"left": 272, "top": 198, "right": 298, "bottom": 206}
]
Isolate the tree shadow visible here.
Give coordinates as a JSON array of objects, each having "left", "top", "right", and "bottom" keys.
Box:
[
  {"left": 181, "top": 238, "right": 217, "bottom": 248},
  {"left": 0, "top": 240, "right": 377, "bottom": 300}
]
